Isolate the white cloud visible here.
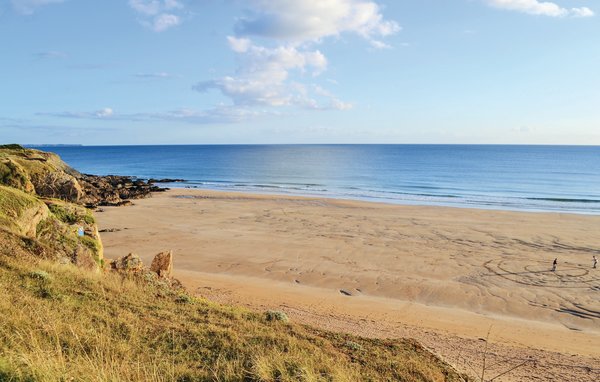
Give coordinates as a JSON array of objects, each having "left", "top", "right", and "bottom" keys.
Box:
[
  {"left": 38, "top": 108, "right": 115, "bottom": 119},
  {"left": 11, "top": 0, "right": 65, "bottom": 15},
  {"left": 134, "top": 72, "right": 175, "bottom": 79},
  {"left": 228, "top": 37, "right": 253, "bottom": 53},
  {"left": 129, "top": 0, "right": 185, "bottom": 32},
  {"left": 235, "top": 0, "right": 401, "bottom": 47},
  {"left": 152, "top": 13, "right": 180, "bottom": 32},
  {"left": 129, "top": 0, "right": 161, "bottom": 16},
  {"left": 571, "top": 7, "right": 595, "bottom": 17},
  {"left": 194, "top": 38, "right": 349, "bottom": 110},
  {"left": 194, "top": 1, "right": 397, "bottom": 114},
  {"left": 163, "top": 0, "right": 183, "bottom": 11},
  {"left": 95, "top": 108, "right": 114, "bottom": 118},
  {"left": 370, "top": 40, "right": 391, "bottom": 49},
  {"left": 486, "top": 0, "right": 594, "bottom": 17}
]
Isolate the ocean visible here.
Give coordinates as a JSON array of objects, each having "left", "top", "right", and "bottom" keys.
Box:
[{"left": 32, "top": 145, "right": 600, "bottom": 215}]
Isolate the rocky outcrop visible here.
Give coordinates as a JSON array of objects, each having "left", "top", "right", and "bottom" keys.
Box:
[
  {"left": 78, "top": 174, "right": 163, "bottom": 208},
  {"left": 110, "top": 253, "right": 144, "bottom": 272},
  {"left": 148, "top": 178, "right": 184, "bottom": 183},
  {"left": 0, "top": 145, "right": 84, "bottom": 200},
  {"left": 150, "top": 250, "right": 173, "bottom": 278},
  {"left": 0, "top": 185, "right": 104, "bottom": 271},
  {"left": 0, "top": 145, "right": 163, "bottom": 208},
  {"left": 19, "top": 200, "right": 49, "bottom": 238},
  {"left": 30, "top": 171, "right": 83, "bottom": 202},
  {"left": 109, "top": 251, "right": 181, "bottom": 290},
  {"left": 0, "top": 145, "right": 170, "bottom": 273}
]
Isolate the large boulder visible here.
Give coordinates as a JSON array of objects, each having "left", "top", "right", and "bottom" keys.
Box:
[
  {"left": 150, "top": 250, "right": 173, "bottom": 278},
  {"left": 110, "top": 253, "right": 144, "bottom": 272},
  {"left": 74, "top": 244, "right": 101, "bottom": 271},
  {"left": 31, "top": 171, "right": 83, "bottom": 202}
]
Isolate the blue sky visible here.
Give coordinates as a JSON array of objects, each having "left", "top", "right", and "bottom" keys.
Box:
[{"left": 1, "top": 0, "right": 598, "bottom": 145}]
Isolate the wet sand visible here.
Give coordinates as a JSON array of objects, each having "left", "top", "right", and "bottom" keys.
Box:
[{"left": 96, "top": 189, "right": 600, "bottom": 381}]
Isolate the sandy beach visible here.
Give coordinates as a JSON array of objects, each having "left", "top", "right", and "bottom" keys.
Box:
[{"left": 97, "top": 189, "right": 600, "bottom": 381}]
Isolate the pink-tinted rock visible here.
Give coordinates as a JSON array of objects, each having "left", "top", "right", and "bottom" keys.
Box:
[{"left": 150, "top": 250, "right": 173, "bottom": 278}]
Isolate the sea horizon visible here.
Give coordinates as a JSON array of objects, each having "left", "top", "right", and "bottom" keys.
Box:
[
  {"left": 29, "top": 144, "right": 600, "bottom": 215},
  {"left": 27, "top": 143, "right": 600, "bottom": 147}
]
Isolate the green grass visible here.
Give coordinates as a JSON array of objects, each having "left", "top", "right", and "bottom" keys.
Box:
[
  {"left": 47, "top": 202, "right": 96, "bottom": 226},
  {"left": 47, "top": 203, "right": 79, "bottom": 224},
  {"left": 0, "top": 144, "right": 26, "bottom": 151},
  {"left": 0, "top": 186, "right": 39, "bottom": 217},
  {"left": 79, "top": 235, "right": 101, "bottom": 260},
  {"left": 0, "top": 233, "right": 463, "bottom": 382}
]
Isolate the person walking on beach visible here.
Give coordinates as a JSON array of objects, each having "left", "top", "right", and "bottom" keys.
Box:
[
  {"left": 594, "top": 256, "right": 598, "bottom": 269},
  {"left": 552, "top": 258, "right": 557, "bottom": 272}
]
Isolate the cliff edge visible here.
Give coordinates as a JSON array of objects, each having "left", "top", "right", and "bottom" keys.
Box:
[{"left": 0, "top": 144, "right": 161, "bottom": 208}]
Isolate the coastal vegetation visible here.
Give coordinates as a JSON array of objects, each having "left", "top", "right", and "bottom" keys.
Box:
[{"left": 0, "top": 145, "right": 463, "bottom": 381}]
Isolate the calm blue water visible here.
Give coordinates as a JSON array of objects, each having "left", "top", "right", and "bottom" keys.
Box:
[{"left": 31, "top": 145, "right": 600, "bottom": 214}]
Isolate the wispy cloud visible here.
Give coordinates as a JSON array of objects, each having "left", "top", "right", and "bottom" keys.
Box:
[
  {"left": 34, "top": 50, "right": 67, "bottom": 60},
  {"left": 35, "top": 106, "right": 272, "bottom": 124},
  {"left": 133, "top": 72, "right": 175, "bottom": 79},
  {"left": 485, "top": 0, "right": 594, "bottom": 17},
  {"left": 0, "top": 117, "right": 117, "bottom": 141},
  {"left": 129, "top": 0, "right": 185, "bottom": 32},
  {"left": 38, "top": 108, "right": 115, "bottom": 119},
  {"left": 67, "top": 62, "right": 119, "bottom": 70},
  {"left": 139, "top": 107, "right": 274, "bottom": 124},
  {"left": 11, "top": 0, "right": 65, "bottom": 15},
  {"left": 0, "top": 117, "right": 26, "bottom": 125}
]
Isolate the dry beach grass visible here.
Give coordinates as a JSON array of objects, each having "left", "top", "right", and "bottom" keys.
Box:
[{"left": 0, "top": 231, "right": 462, "bottom": 381}]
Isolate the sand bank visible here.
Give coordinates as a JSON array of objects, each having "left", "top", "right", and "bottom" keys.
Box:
[{"left": 96, "top": 189, "right": 600, "bottom": 381}]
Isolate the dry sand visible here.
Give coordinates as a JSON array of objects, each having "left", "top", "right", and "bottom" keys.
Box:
[{"left": 96, "top": 189, "right": 600, "bottom": 381}]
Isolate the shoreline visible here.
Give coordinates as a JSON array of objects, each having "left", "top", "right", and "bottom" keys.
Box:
[
  {"left": 165, "top": 184, "right": 600, "bottom": 216},
  {"left": 96, "top": 188, "right": 600, "bottom": 380}
]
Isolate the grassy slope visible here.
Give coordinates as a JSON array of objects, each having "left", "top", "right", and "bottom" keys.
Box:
[
  {"left": 0, "top": 233, "right": 463, "bottom": 382},
  {"left": 0, "top": 185, "right": 44, "bottom": 234}
]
